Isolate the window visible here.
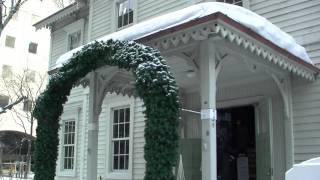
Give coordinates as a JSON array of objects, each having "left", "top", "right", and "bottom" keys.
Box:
[
  {"left": 23, "top": 99, "right": 32, "bottom": 112},
  {"left": 25, "top": 70, "right": 35, "bottom": 82},
  {"left": 63, "top": 120, "right": 76, "bottom": 170},
  {"left": 112, "top": 107, "right": 130, "bottom": 170},
  {"left": 0, "top": 95, "right": 9, "bottom": 108},
  {"left": 117, "top": 0, "right": 134, "bottom": 29},
  {"left": 68, "top": 31, "right": 81, "bottom": 50},
  {"left": 217, "top": 0, "right": 243, "bottom": 6},
  {"left": 5, "top": 35, "right": 16, "bottom": 48},
  {"left": 2, "top": 65, "right": 13, "bottom": 79},
  {"left": 28, "top": 42, "right": 38, "bottom": 54}
]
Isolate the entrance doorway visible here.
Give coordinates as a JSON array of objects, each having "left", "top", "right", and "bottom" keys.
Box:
[
  {"left": 180, "top": 100, "right": 273, "bottom": 180},
  {"left": 217, "top": 105, "right": 256, "bottom": 180}
]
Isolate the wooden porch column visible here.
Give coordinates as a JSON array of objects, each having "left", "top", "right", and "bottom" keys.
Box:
[
  {"left": 199, "top": 40, "right": 217, "bottom": 180},
  {"left": 283, "top": 77, "right": 294, "bottom": 169},
  {"left": 87, "top": 72, "right": 99, "bottom": 180}
]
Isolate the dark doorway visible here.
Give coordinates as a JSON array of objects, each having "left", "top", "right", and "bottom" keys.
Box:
[{"left": 217, "top": 105, "right": 256, "bottom": 180}]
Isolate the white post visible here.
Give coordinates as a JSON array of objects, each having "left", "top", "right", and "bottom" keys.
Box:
[
  {"left": 284, "top": 77, "right": 294, "bottom": 169},
  {"left": 199, "top": 40, "right": 217, "bottom": 180},
  {"left": 87, "top": 72, "right": 99, "bottom": 180}
]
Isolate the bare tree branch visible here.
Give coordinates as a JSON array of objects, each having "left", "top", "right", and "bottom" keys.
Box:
[
  {"left": 0, "top": 96, "right": 25, "bottom": 114},
  {"left": 0, "top": 0, "right": 28, "bottom": 37}
]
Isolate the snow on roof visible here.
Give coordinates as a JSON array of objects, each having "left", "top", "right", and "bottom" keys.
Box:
[{"left": 53, "top": 2, "right": 312, "bottom": 69}]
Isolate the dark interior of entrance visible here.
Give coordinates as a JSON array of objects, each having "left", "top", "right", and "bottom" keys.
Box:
[
  {"left": 180, "top": 105, "right": 256, "bottom": 180},
  {"left": 217, "top": 105, "right": 256, "bottom": 180}
]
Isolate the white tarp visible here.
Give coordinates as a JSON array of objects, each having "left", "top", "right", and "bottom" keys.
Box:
[
  {"left": 286, "top": 157, "right": 320, "bottom": 180},
  {"left": 53, "top": 2, "right": 312, "bottom": 70}
]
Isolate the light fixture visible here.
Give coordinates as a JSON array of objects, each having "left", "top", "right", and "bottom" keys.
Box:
[{"left": 186, "top": 70, "right": 196, "bottom": 78}]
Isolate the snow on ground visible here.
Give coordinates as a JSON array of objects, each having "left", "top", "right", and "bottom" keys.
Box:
[
  {"left": 54, "top": 2, "right": 312, "bottom": 69},
  {"left": 1, "top": 177, "right": 33, "bottom": 180}
]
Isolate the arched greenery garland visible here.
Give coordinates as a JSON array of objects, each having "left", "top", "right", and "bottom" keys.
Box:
[{"left": 33, "top": 40, "right": 180, "bottom": 180}]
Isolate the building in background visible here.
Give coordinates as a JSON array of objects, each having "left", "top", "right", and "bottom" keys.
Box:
[{"left": 0, "top": 0, "right": 60, "bottom": 177}]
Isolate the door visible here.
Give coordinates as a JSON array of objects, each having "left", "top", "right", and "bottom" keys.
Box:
[{"left": 255, "top": 99, "right": 273, "bottom": 180}]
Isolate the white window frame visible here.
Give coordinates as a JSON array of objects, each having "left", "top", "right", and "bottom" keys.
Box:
[
  {"left": 112, "top": 0, "right": 137, "bottom": 32},
  {"left": 215, "top": 0, "right": 249, "bottom": 8},
  {"left": 62, "top": 120, "right": 76, "bottom": 170},
  {"left": 63, "top": 19, "right": 85, "bottom": 52},
  {"left": 105, "top": 96, "right": 134, "bottom": 179},
  {"left": 57, "top": 107, "right": 81, "bottom": 177}
]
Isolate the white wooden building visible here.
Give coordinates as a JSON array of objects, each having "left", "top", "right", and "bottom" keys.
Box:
[{"left": 34, "top": 1, "right": 320, "bottom": 180}]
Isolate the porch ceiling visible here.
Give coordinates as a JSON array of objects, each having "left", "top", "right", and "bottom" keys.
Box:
[{"left": 165, "top": 49, "right": 274, "bottom": 93}]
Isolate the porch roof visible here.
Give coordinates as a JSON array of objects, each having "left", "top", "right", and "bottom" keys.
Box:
[{"left": 51, "top": 2, "right": 319, "bottom": 80}]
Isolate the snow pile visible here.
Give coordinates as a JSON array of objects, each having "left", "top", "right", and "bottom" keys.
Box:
[
  {"left": 286, "top": 157, "right": 320, "bottom": 180},
  {"left": 54, "top": 2, "right": 312, "bottom": 69}
]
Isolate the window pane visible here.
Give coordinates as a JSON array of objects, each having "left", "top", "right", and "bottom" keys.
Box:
[
  {"left": 125, "top": 155, "right": 129, "bottom": 169},
  {"left": 113, "top": 124, "right": 118, "bottom": 138},
  {"left": 129, "top": 10, "right": 133, "bottom": 24},
  {"left": 0, "top": 95, "right": 9, "bottom": 108},
  {"left": 113, "top": 156, "right": 119, "bottom": 170},
  {"left": 64, "top": 158, "right": 68, "bottom": 169},
  {"left": 120, "top": 140, "right": 125, "bottom": 154},
  {"left": 2, "top": 65, "right": 13, "bottom": 79},
  {"left": 119, "top": 123, "right": 124, "bottom": 138},
  {"left": 125, "top": 108, "right": 130, "bottom": 122},
  {"left": 125, "top": 123, "right": 129, "bottom": 137},
  {"left": 114, "top": 141, "right": 119, "bottom": 155},
  {"left": 28, "top": 42, "right": 38, "bottom": 54},
  {"left": 119, "top": 109, "right": 124, "bottom": 123},
  {"left": 119, "top": 156, "right": 125, "bottom": 169},
  {"left": 64, "top": 147, "right": 68, "bottom": 157},
  {"left": 125, "top": 140, "right": 129, "bottom": 154},
  {"left": 114, "top": 110, "right": 119, "bottom": 123},
  {"left": 5, "top": 36, "right": 15, "bottom": 48},
  {"left": 68, "top": 31, "right": 81, "bottom": 50},
  {"left": 70, "top": 158, "right": 74, "bottom": 169},
  {"left": 64, "top": 134, "right": 68, "bottom": 144}
]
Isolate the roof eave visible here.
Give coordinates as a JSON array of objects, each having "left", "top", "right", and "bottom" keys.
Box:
[
  {"left": 137, "top": 12, "right": 319, "bottom": 75},
  {"left": 33, "top": 2, "right": 84, "bottom": 30}
]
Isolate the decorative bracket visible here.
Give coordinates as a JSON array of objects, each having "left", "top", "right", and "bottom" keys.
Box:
[
  {"left": 270, "top": 72, "right": 292, "bottom": 119},
  {"left": 215, "top": 52, "right": 228, "bottom": 78}
]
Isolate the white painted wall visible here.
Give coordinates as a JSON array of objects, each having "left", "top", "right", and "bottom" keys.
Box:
[{"left": 0, "top": 0, "right": 59, "bottom": 134}]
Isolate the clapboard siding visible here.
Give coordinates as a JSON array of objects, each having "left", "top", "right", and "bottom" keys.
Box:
[
  {"left": 89, "top": 0, "right": 112, "bottom": 40},
  {"left": 250, "top": 0, "right": 320, "bottom": 64},
  {"left": 50, "top": 29, "right": 67, "bottom": 69},
  {"left": 292, "top": 78, "right": 320, "bottom": 163},
  {"left": 137, "top": 0, "right": 189, "bottom": 22},
  {"left": 132, "top": 98, "right": 146, "bottom": 180}
]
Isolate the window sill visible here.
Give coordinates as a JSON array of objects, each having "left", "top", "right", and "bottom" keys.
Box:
[
  {"left": 105, "top": 171, "right": 132, "bottom": 180},
  {"left": 117, "top": 23, "right": 134, "bottom": 31},
  {"left": 57, "top": 169, "right": 76, "bottom": 177}
]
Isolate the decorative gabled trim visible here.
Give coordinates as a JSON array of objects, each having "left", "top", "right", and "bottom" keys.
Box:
[
  {"left": 33, "top": 3, "right": 85, "bottom": 30},
  {"left": 214, "top": 23, "right": 316, "bottom": 81},
  {"left": 146, "top": 20, "right": 316, "bottom": 81}
]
